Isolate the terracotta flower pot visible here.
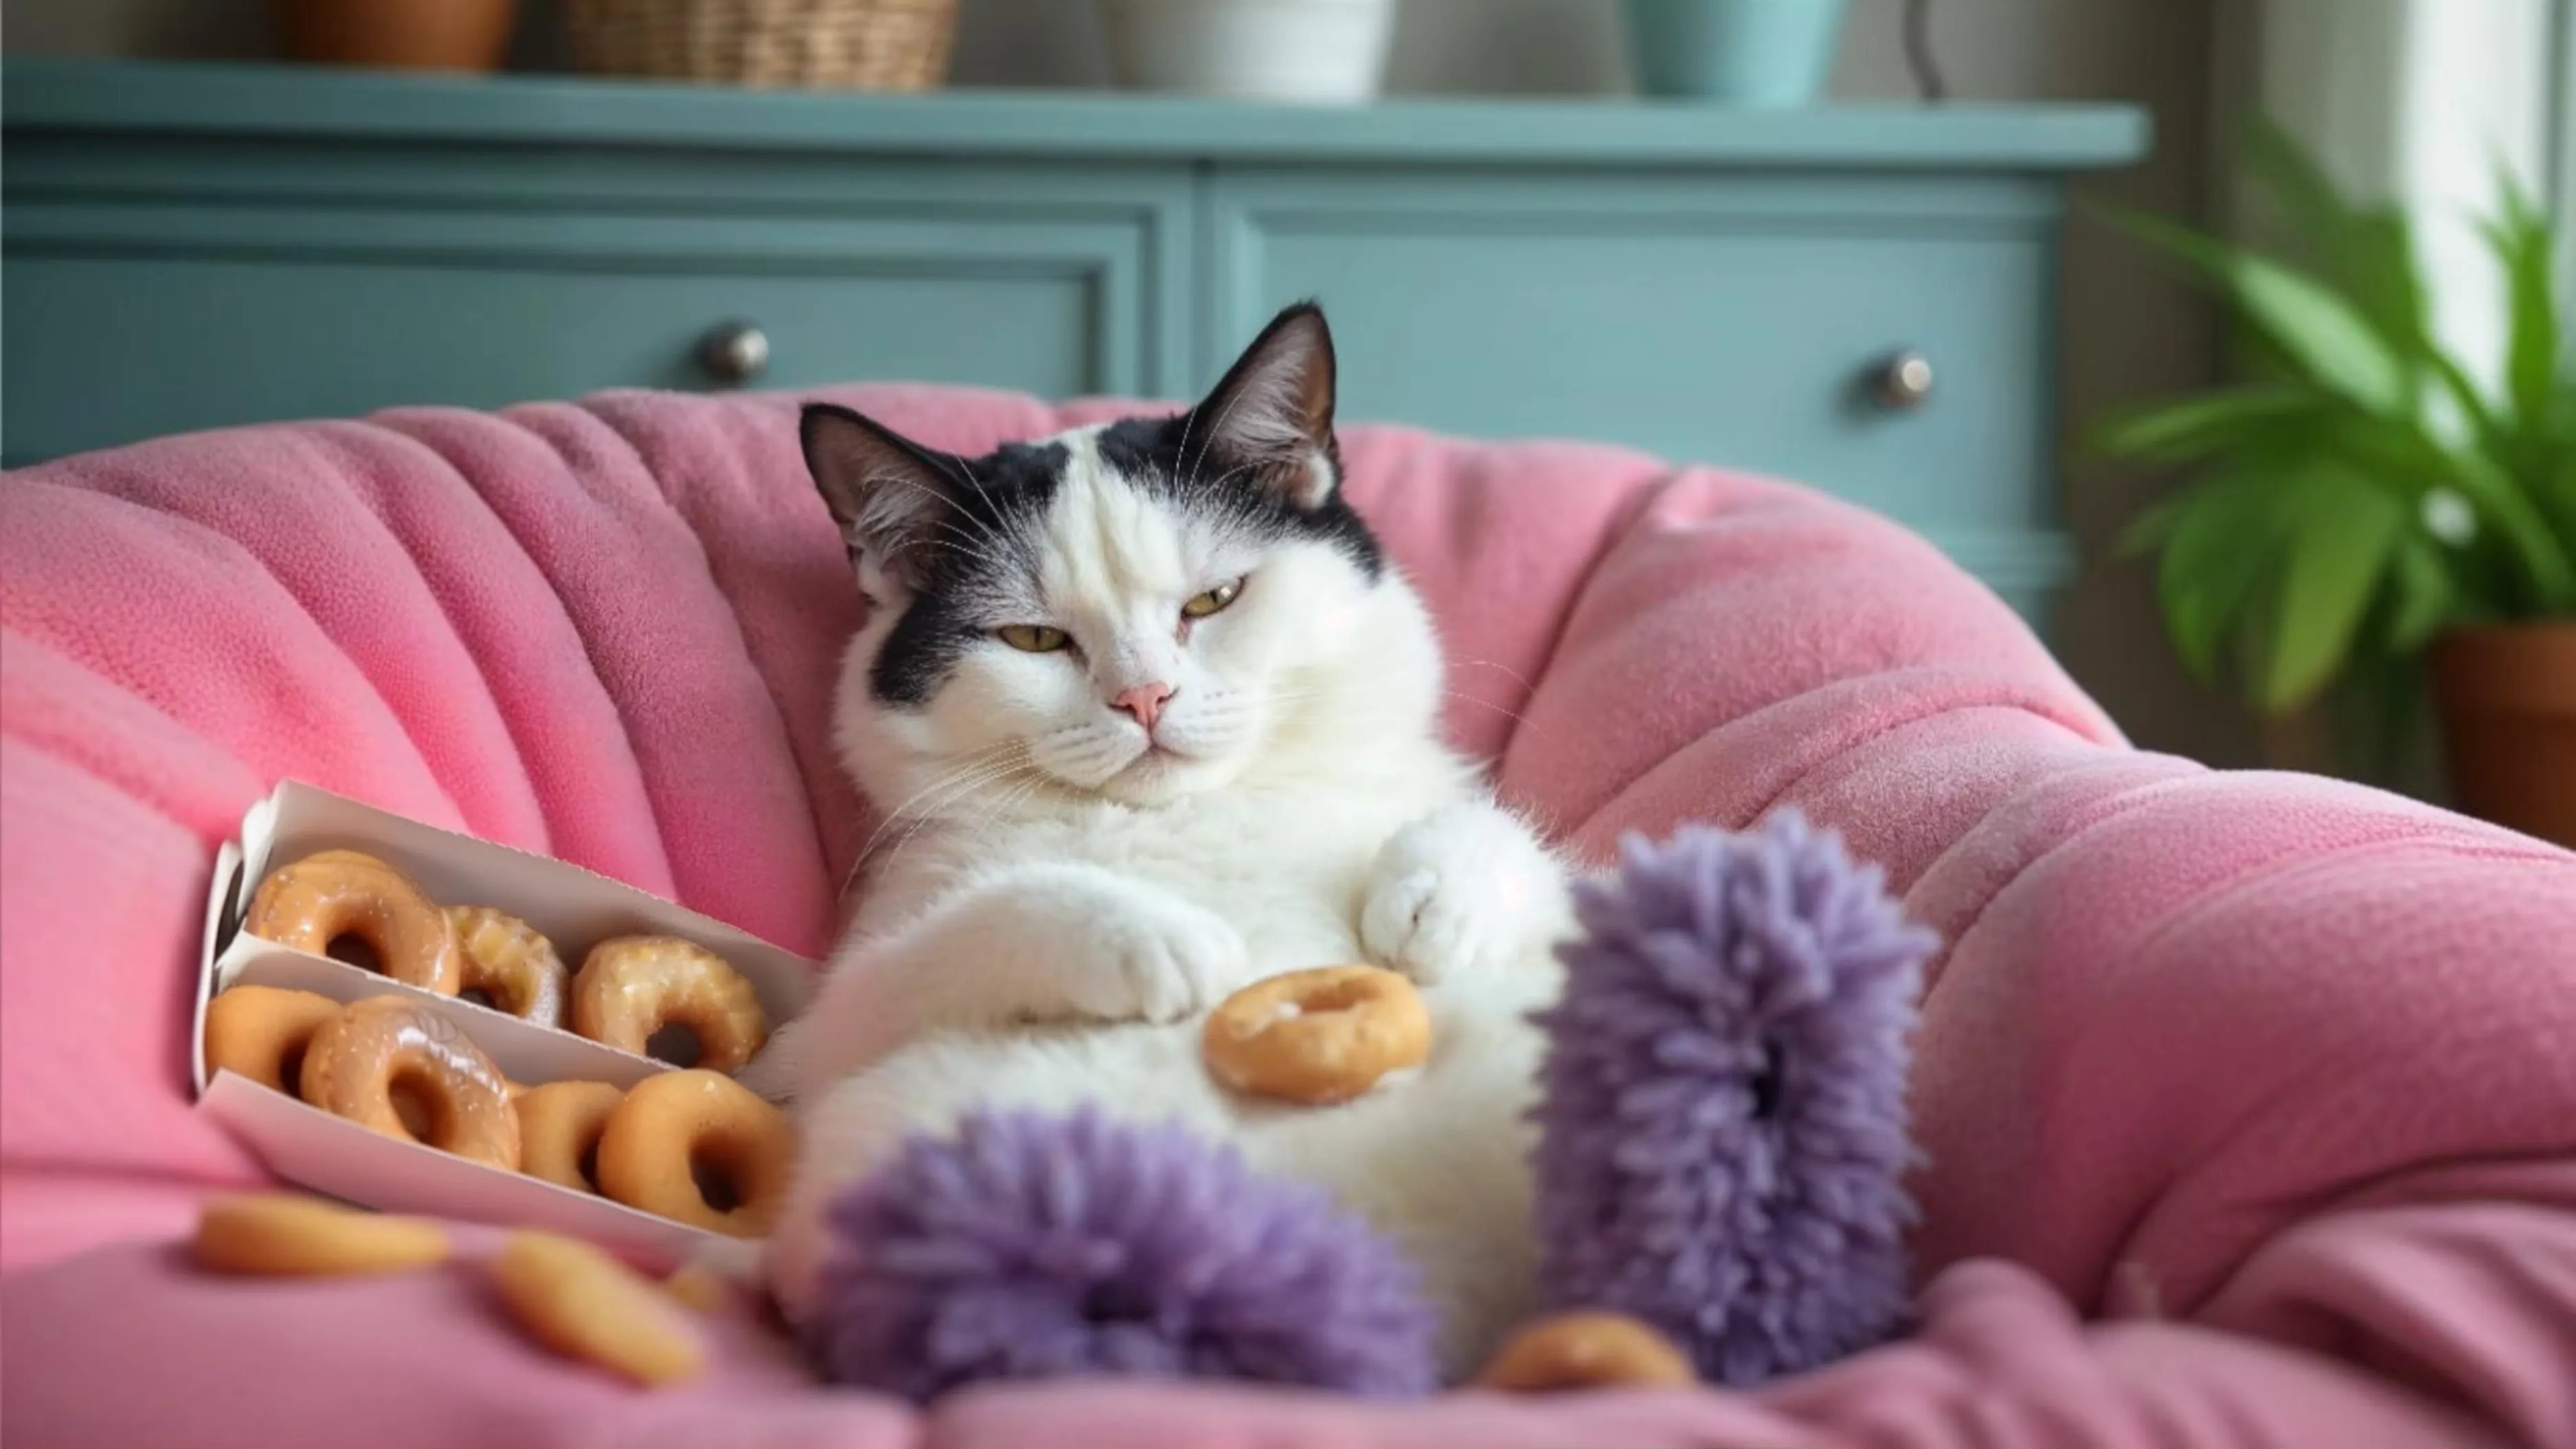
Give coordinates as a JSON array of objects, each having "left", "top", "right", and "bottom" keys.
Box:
[
  {"left": 276, "top": 0, "right": 520, "bottom": 72},
  {"left": 2431, "top": 622, "right": 2576, "bottom": 849}
]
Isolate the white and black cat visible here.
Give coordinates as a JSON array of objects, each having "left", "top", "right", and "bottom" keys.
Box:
[{"left": 751, "top": 303, "right": 1573, "bottom": 1375}]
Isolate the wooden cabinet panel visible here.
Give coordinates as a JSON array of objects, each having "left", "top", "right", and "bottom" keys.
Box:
[
  {"left": 1208, "top": 170, "right": 2063, "bottom": 559},
  {"left": 2, "top": 60, "right": 2147, "bottom": 620},
  {"left": 3, "top": 175, "right": 1191, "bottom": 464}
]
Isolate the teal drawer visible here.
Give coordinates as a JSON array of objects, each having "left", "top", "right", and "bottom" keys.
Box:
[
  {"left": 5, "top": 64, "right": 2147, "bottom": 629},
  {"left": 1208, "top": 170, "right": 2061, "bottom": 543},
  {"left": 3, "top": 186, "right": 1183, "bottom": 463}
]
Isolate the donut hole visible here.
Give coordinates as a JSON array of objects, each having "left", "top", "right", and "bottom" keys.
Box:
[
  {"left": 278, "top": 1039, "right": 315, "bottom": 1098},
  {"left": 211, "top": 860, "right": 247, "bottom": 959},
  {"left": 689, "top": 1149, "right": 743, "bottom": 1215},
  {"left": 1296, "top": 978, "right": 1379, "bottom": 1016},
  {"left": 577, "top": 1136, "right": 605, "bottom": 1194},
  {"left": 459, "top": 987, "right": 498, "bottom": 1011},
  {"left": 645, "top": 1022, "right": 704, "bottom": 1069},
  {"left": 324, "top": 934, "right": 385, "bottom": 976},
  {"left": 387, "top": 1070, "right": 442, "bottom": 1143}
]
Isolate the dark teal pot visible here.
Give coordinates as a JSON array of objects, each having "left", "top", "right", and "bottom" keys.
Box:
[{"left": 1623, "top": 0, "right": 1850, "bottom": 106}]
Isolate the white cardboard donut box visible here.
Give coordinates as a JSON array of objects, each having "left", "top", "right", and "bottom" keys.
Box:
[{"left": 193, "top": 780, "right": 816, "bottom": 1271}]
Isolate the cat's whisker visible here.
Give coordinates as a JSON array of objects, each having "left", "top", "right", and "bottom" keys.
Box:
[
  {"left": 916, "top": 515, "right": 1019, "bottom": 578},
  {"left": 901, "top": 752, "right": 1037, "bottom": 823},
  {"left": 863, "top": 741, "right": 1028, "bottom": 824},
  {"left": 925, "top": 445, "right": 996, "bottom": 512},
  {"left": 1210, "top": 682, "right": 1544, "bottom": 740},
  {"left": 1190, "top": 458, "right": 1263, "bottom": 498},
  {"left": 923, "top": 456, "right": 1017, "bottom": 567},
  {"left": 1438, "top": 690, "right": 1547, "bottom": 737},
  {"left": 1184, "top": 387, "right": 1257, "bottom": 493},
  {"left": 851, "top": 745, "right": 1034, "bottom": 862},
  {"left": 1451, "top": 657, "right": 1541, "bottom": 694},
  {"left": 877, "top": 762, "right": 1045, "bottom": 875},
  {"left": 845, "top": 759, "right": 1032, "bottom": 897},
  {"left": 869, "top": 475, "right": 1018, "bottom": 575},
  {"left": 874, "top": 778, "right": 999, "bottom": 878},
  {"left": 1170, "top": 399, "right": 1201, "bottom": 498},
  {"left": 958, "top": 770, "right": 1050, "bottom": 842}
]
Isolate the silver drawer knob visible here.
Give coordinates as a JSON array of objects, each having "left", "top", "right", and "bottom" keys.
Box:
[
  {"left": 1871, "top": 350, "right": 1934, "bottom": 409},
  {"left": 699, "top": 322, "right": 769, "bottom": 385}
]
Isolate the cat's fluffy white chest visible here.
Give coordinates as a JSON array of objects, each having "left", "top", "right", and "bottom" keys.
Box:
[
  {"left": 778, "top": 968, "right": 1555, "bottom": 1379},
  {"left": 863, "top": 764, "right": 1469, "bottom": 980},
  {"left": 762, "top": 772, "right": 1572, "bottom": 1378}
]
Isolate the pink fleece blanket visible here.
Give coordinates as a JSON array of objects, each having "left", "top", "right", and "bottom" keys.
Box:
[{"left": 3, "top": 387, "right": 2571, "bottom": 1448}]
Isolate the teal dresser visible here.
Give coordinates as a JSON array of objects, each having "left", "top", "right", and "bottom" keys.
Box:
[{"left": 2, "top": 59, "right": 2145, "bottom": 620}]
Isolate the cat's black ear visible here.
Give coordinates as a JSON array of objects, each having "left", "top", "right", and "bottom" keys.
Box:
[
  {"left": 801, "top": 403, "right": 964, "bottom": 592},
  {"left": 1184, "top": 302, "right": 1340, "bottom": 508}
]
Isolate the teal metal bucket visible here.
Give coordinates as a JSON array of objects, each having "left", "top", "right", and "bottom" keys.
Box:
[{"left": 1623, "top": 0, "right": 1850, "bottom": 105}]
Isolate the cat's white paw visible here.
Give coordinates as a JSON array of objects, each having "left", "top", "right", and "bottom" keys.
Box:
[
  {"left": 1059, "top": 895, "right": 1249, "bottom": 1024},
  {"left": 1360, "top": 802, "right": 1566, "bottom": 985}
]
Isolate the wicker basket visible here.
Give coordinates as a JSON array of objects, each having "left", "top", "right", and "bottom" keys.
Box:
[{"left": 563, "top": 0, "right": 958, "bottom": 90}]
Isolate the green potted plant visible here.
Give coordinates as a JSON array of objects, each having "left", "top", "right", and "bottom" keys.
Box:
[{"left": 2092, "top": 126, "right": 2575, "bottom": 846}]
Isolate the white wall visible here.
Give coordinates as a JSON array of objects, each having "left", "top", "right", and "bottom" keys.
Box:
[{"left": 1, "top": 0, "right": 2245, "bottom": 767}]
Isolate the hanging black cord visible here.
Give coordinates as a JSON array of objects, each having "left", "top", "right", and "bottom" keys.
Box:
[{"left": 1904, "top": 0, "right": 1948, "bottom": 102}]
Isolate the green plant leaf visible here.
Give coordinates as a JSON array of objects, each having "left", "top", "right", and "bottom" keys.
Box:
[
  {"left": 2239, "top": 123, "right": 2439, "bottom": 366},
  {"left": 2086, "top": 387, "right": 2325, "bottom": 464},
  {"left": 2441, "top": 444, "right": 2576, "bottom": 612},
  {"left": 2257, "top": 469, "right": 2406, "bottom": 711},
  {"left": 2305, "top": 407, "right": 2576, "bottom": 612},
  {"left": 2485, "top": 170, "right": 2564, "bottom": 433},
  {"left": 2102, "top": 206, "right": 2413, "bottom": 417},
  {"left": 2384, "top": 532, "right": 2456, "bottom": 651},
  {"left": 2239, "top": 117, "right": 2354, "bottom": 247},
  {"left": 2531, "top": 423, "right": 2576, "bottom": 580},
  {"left": 2118, "top": 491, "right": 2189, "bottom": 554},
  {"left": 2148, "top": 471, "right": 2290, "bottom": 682},
  {"left": 2341, "top": 210, "right": 2434, "bottom": 352},
  {"left": 2426, "top": 345, "right": 2502, "bottom": 450},
  {"left": 2312, "top": 412, "right": 2452, "bottom": 501}
]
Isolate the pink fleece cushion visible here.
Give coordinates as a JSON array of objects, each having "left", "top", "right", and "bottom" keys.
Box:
[{"left": 3, "top": 385, "right": 2571, "bottom": 1448}]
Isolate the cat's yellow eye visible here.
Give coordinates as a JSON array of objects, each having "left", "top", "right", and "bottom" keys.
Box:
[
  {"left": 996, "top": 624, "right": 1071, "bottom": 653},
  {"left": 1182, "top": 579, "right": 1244, "bottom": 619}
]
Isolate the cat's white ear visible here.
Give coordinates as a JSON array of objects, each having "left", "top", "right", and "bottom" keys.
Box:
[
  {"left": 801, "top": 403, "right": 962, "bottom": 592},
  {"left": 1186, "top": 302, "right": 1340, "bottom": 508}
]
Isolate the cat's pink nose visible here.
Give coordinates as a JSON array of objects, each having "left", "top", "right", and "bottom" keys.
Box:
[{"left": 1112, "top": 682, "right": 1174, "bottom": 733}]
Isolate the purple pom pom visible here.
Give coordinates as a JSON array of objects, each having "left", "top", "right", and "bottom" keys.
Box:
[
  {"left": 806, "top": 1105, "right": 1440, "bottom": 1402},
  {"left": 1530, "top": 808, "right": 1939, "bottom": 1386}
]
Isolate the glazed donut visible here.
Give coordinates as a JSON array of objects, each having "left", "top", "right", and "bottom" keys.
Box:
[
  {"left": 1475, "top": 1312, "right": 1697, "bottom": 1393},
  {"left": 569, "top": 937, "right": 767, "bottom": 1074},
  {"left": 515, "top": 1079, "right": 625, "bottom": 1193},
  {"left": 300, "top": 996, "right": 521, "bottom": 1171},
  {"left": 491, "top": 1231, "right": 705, "bottom": 1386},
  {"left": 243, "top": 849, "right": 462, "bottom": 995},
  {"left": 194, "top": 1193, "right": 449, "bottom": 1278},
  {"left": 1202, "top": 965, "right": 1432, "bottom": 1105},
  {"left": 661, "top": 1262, "right": 737, "bottom": 1315},
  {"left": 448, "top": 906, "right": 570, "bottom": 1026},
  {"left": 203, "top": 984, "right": 343, "bottom": 1094},
  {"left": 594, "top": 1069, "right": 791, "bottom": 1237}
]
